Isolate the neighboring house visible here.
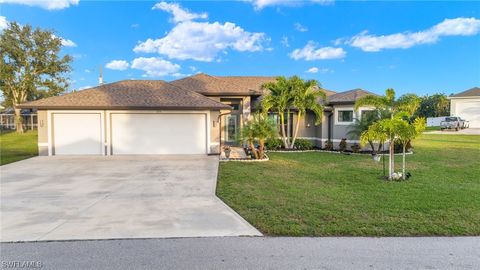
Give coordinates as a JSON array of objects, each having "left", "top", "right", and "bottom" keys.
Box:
[
  {"left": 0, "top": 108, "right": 38, "bottom": 130},
  {"left": 19, "top": 73, "right": 376, "bottom": 156},
  {"left": 449, "top": 87, "right": 480, "bottom": 128}
]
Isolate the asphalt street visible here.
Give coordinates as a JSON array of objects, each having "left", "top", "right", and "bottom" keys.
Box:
[{"left": 1, "top": 237, "right": 479, "bottom": 269}]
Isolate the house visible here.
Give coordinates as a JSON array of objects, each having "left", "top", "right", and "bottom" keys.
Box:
[
  {"left": 449, "top": 87, "right": 480, "bottom": 128},
  {"left": 19, "top": 74, "right": 377, "bottom": 156}
]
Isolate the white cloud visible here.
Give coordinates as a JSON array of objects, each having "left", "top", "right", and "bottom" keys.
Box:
[
  {"left": 281, "top": 36, "right": 290, "bottom": 47},
  {"left": 306, "top": 67, "right": 318, "bottom": 73},
  {"left": 84, "top": 69, "right": 91, "bottom": 73},
  {"left": 106, "top": 60, "right": 129, "bottom": 71},
  {"left": 0, "top": 0, "right": 79, "bottom": 10},
  {"left": 348, "top": 17, "right": 480, "bottom": 52},
  {"left": 61, "top": 38, "right": 76, "bottom": 47},
  {"left": 131, "top": 57, "right": 181, "bottom": 77},
  {"left": 134, "top": 21, "right": 266, "bottom": 62},
  {"left": 306, "top": 67, "right": 332, "bottom": 73},
  {"left": 0, "top": 16, "right": 7, "bottom": 31},
  {"left": 294, "top": 22, "right": 308, "bottom": 32},
  {"left": 247, "top": 0, "right": 333, "bottom": 10},
  {"left": 153, "top": 1, "right": 207, "bottom": 23},
  {"left": 290, "top": 41, "right": 346, "bottom": 60}
]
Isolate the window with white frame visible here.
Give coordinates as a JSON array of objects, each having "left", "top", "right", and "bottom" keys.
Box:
[{"left": 338, "top": 110, "right": 353, "bottom": 122}]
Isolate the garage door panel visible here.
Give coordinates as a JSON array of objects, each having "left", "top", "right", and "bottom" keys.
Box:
[
  {"left": 456, "top": 101, "right": 480, "bottom": 128},
  {"left": 111, "top": 113, "right": 207, "bottom": 155},
  {"left": 53, "top": 113, "right": 103, "bottom": 155}
]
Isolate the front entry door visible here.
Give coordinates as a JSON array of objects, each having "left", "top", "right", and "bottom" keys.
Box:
[{"left": 225, "top": 114, "right": 238, "bottom": 143}]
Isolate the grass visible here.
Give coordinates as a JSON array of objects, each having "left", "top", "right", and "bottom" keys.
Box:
[
  {"left": 425, "top": 126, "right": 441, "bottom": 131},
  {"left": 0, "top": 130, "right": 38, "bottom": 165},
  {"left": 217, "top": 134, "right": 480, "bottom": 236}
]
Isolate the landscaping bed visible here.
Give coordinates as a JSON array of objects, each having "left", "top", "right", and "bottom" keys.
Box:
[{"left": 217, "top": 133, "right": 480, "bottom": 236}]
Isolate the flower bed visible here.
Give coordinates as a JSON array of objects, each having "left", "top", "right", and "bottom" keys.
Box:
[{"left": 220, "top": 153, "right": 269, "bottom": 162}]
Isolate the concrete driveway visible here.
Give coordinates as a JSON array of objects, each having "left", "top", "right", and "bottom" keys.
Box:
[{"left": 0, "top": 156, "right": 261, "bottom": 242}]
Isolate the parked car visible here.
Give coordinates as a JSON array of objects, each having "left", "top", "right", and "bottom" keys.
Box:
[{"left": 440, "top": 116, "right": 469, "bottom": 131}]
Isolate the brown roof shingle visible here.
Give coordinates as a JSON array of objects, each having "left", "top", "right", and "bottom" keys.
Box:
[
  {"left": 450, "top": 87, "right": 480, "bottom": 98},
  {"left": 170, "top": 73, "right": 276, "bottom": 96},
  {"left": 18, "top": 80, "right": 231, "bottom": 110},
  {"left": 327, "top": 88, "right": 377, "bottom": 104}
]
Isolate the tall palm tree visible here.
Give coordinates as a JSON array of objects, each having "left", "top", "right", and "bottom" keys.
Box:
[
  {"left": 290, "top": 77, "right": 326, "bottom": 148},
  {"left": 355, "top": 89, "right": 420, "bottom": 179},
  {"left": 261, "top": 76, "right": 293, "bottom": 148},
  {"left": 261, "top": 76, "right": 325, "bottom": 149}
]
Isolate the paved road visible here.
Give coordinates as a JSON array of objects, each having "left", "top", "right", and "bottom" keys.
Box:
[{"left": 1, "top": 237, "right": 479, "bottom": 269}]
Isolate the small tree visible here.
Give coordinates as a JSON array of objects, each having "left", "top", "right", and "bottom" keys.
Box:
[
  {"left": 397, "top": 117, "right": 426, "bottom": 180},
  {"left": 355, "top": 89, "right": 420, "bottom": 180},
  {"left": 347, "top": 110, "right": 384, "bottom": 153},
  {"left": 0, "top": 22, "right": 72, "bottom": 133},
  {"left": 239, "top": 113, "right": 277, "bottom": 159}
]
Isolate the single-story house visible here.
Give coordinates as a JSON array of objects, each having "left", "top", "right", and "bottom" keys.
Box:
[
  {"left": 449, "top": 87, "right": 480, "bottom": 128},
  {"left": 19, "top": 73, "right": 377, "bottom": 156}
]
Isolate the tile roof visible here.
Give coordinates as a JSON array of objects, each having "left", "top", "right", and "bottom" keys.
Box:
[
  {"left": 18, "top": 80, "right": 231, "bottom": 110},
  {"left": 450, "top": 87, "right": 480, "bottom": 98},
  {"left": 170, "top": 73, "right": 276, "bottom": 96},
  {"left": 327, "top": 88, "right": 377, "bottom": 104}
]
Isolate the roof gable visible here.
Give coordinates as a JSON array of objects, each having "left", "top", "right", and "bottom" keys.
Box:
[
  {"left": 327, "top": 88, "right": 377, "bottom": 104},
  {"left": 170, "top": 73, "right": 276, "bottom": 96},
  {"left": 19, "top": 80, "right": 231, "bottom": 110},
  {"left": 450, "top": 87, "right": 480, "bottom": 98}
]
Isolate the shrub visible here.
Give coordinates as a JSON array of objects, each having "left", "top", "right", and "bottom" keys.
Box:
[
  {"left": 294, "top": 139, "right": 314, "bottom": 150},
  {"left": 265, "top": 138, "right": 283, "bottom": 150},
  {"left": 339, "top": 138, "right": 347, "bottom": 152},
  {"left": 351, "top": 143, "right": 360, "bottom": 153},
  {"left": 324, "top": 140, "right": 333, "bottom": 151}
]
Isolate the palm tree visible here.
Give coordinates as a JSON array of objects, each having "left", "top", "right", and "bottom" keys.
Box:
[
  {"left": 261, "top": 76, "right": 325, "bottom": 149},
  {"left": 397, "top": 117, "right": 426, "bottom": 180},
  {"left": 347, "top": 111, "right": 382, "bottom": 153},
  {"left": 239, "top": 113, "right": 278, "bottom": 159},
  {"left": 290, "top": 77, "right": 326, "bottom": 148},
  {"left": 261, "top": 76, "right": 293, "bottom": 148},
  {"left": 355, "top": 89, "right": 420, "bottom": 179},
  {"left": 240, "top": 120, "right": 259, "bottom": 159}
]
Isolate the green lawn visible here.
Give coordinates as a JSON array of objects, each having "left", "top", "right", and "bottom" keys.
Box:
[
  {"left": 217, "top": 134, "right": 480, "bottom": 236},
  {"left": 425, "top": 126, "right": 441, "bottom": 131},
  {"left": 0, "top": 130, "right": 38, "bottom": 165}
]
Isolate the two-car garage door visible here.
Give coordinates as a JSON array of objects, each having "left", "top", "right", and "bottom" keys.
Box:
[{"left": 52, "top": 112, "right": 207, "bottom": 155}]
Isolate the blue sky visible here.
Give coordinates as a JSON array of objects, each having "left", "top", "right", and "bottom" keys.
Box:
[{"left": 1, "top": 0, "right": 479, "bottom": 96}]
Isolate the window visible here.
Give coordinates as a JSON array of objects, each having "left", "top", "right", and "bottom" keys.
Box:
[
  {"left": 338, "top": 110, "right": 353, "bottom": 122},
  {"left": 361, "top": 110, "right": 376, "bottom": 120}
]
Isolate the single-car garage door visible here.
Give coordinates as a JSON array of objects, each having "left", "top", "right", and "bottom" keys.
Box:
[
  {"left": 110, "top": 113, "right": 207, "bottom": 155},
  {"left": 53, "top": 113, "right": 103, "bottom": 155},
  {"left": 454, "top": 100, "right": 480, "bottom": 128}
]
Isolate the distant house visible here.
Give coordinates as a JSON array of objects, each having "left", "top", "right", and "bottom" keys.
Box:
[
  {"left": 449, "top": 87, "right": 480, "bottom": 128},
  {"left": 19, "top": 73, "right": 376, "bottom": 156}
]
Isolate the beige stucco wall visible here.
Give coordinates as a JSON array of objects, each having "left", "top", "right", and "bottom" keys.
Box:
[
  {"left": 210, "top": 110, "right": 221, "bottom": 154},
  {"left": 37, "top": 110, "right": 48, "bottom": 156}
]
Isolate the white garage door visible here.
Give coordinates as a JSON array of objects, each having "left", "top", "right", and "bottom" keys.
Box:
[
  {"left": 53, "top": 113, "right": 103, "bottom": 155},
  {"left": 110, "top": 113, "right": 207, "bottom": 155},
  {"left": 455, "top": 100, "right": 480, "bottom": 128}
]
